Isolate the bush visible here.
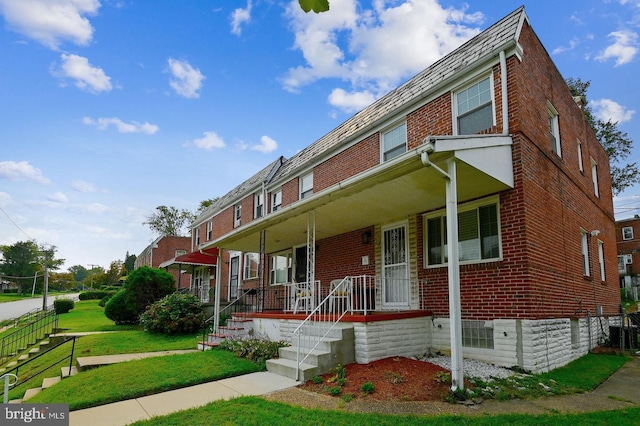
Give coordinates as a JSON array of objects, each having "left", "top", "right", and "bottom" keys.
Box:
[
  {"left": 98, "top": 295, "right": 111, "bottom": 307},
  {"left": 218, "top": 338, "right": 290, "bottom": 366},
  {"left": 123, "top": 266, "right": 175, "bottom": 316},
  {"left": 140, "top": 293, "right": 205, "bottom": 335},
  {"left": 104, "top": 289, "right": 139, "bottom": 325},
  {"left": 79, "top": 290, "right": 113, "bottom": 301},
  {"left": 53, "top": 298, "right": 75, "bottom": 314}
]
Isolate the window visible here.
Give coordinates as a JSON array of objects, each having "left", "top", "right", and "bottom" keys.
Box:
[
  {"left": 300, "top": 173, "right": 313, "bottom": 199},
  {"left": 623, "top": 226, "right": 633, "bottom": 241},
  {"left": 425, "top": 199, "right": 500, "bottom": 266},
  {"left": 254, "top": 192, "right": 264, "bottom": 219},
  {"left": 598, "top": 240, "right": 605, "bottom": 281},
  {"left": 206, "top": 221, "right": 212, "bottom": 241},
  {"left": 269, "top": 251, "right": 291, "bottom": 285},
  {"left": 194, "top": 228, "right": 200, "bottom": 246},
  {"left": 619, "top": 256, "right": 626, "bottom": 274},
  {"left": 271, "top": 190, "right": 282, "bottom": 212},
  {"left": 243, "top": 252, "right": 259, "bottom": 279},
  {"left": 175, "top": 249, "right": 186, "bottom": 257},
  {"left": 548, "top": 103, "right": 561, "bottom": 156},
  {"left": 462, "top": 320, "right": 494, "bottom": 349},
  {"left": 577, "top": 139, "right": 584, "bottom": 172},
  {"left": 591, "top": 159, "right": 599, "bottom": 197},
  {"left": 234, "top": 204, "right": 242, "bottom": 228},
  {"left": 456, "top": 76, "right": 493, "bottom": 135},
  {"left": 581, "top": 229, "right": 590, "bottom": 276},
  {"left": 382, "top": 122, "right": 407, "bottom": 161}
]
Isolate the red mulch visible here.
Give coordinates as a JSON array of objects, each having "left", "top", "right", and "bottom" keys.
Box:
[{"left": 300, "top": 356, "right": 456, "bottom": 402}]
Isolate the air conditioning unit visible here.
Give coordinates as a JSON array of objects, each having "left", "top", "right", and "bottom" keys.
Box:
[{"left": 625, "top": 254, "right": 633, "bottom": 264}]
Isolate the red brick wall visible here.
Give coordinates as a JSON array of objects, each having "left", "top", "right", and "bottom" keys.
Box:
[
  {"left": 315, "top": 134, "right": 380, "bottom": 191},
  {"left": 616, "top": 218, "right": 640, "bottom": 278}
]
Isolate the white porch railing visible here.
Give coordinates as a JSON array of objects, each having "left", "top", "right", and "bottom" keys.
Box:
[
  {"left": 282, "top": 281, "right": 321, "bottom": 314},
  {"left": 292, "top": 277, "right": 352, "bottom": 380}
]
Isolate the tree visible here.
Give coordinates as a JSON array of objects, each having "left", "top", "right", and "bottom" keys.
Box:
[
  {"left": 123, "top": 252, "right": 136, "bottom": 275},
  {"left": 0, "top": 241, "right": 63, "bottom": 294},
  {"left": 50, "top": 271, "right": 75, "bottom": 291},
  {"left": 566, "top": 78, "right": 639, "bottom": 195},
  {"left": 299, "top": 0, "right": 329, "bottom": 13},
  {"left": 68, "top": 265, "right": 89, "bottom": 282},
  {"left": 143, "top": 205, "right": 194, "bottom": 237},
  {"left": 197, "top": 198, "right": 218, "bottom": 214}
]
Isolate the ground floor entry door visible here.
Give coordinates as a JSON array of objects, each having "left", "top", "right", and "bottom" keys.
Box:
[{"left": 382, "top": 223, "right": 409, "bottom": 309}]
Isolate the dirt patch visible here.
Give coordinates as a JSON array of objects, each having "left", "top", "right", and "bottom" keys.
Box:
[{"left": 299, "top": 356, "right": 456, "bottom": 402}]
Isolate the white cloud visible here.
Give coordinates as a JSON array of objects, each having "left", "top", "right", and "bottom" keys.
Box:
[
  {"left": 591, "top": 99, "right": 636, "bottom": 123},
  {"left": 250, "top": 136, "right": 278, "bottom": 153},
  {"left": 82, "top": 116, "right": 159, "bottom": 134},
  {"left": 0, "top": 161, "right": 51, "bottom": 184},
  {"left": 328, "top": 88, "right": 376, "bottom": 113},
  {"left": 83, "top": 203, "right": 109, "bottom": 213},
  {"left": 553, "top": 37, "right": 579, "bottom": 55},
  {"left": 48, "top": 192, "right": 69, "bottom": 203},
  {"left": 230, "top": 0, "right": 252, "bottom": 36},
  {"left": 192, "top": 131, "right": 225, "bottom": 150},
  {"left": 56, "top": 54, "right": 112, "bottom": 93},
  {"left": 0, "top": 0, "right": 100, "bottom": 50},
  {"left": 596, "top": 30, "right": 638, "bottom": 66},
  {"left": 71, "top": 179, "right": 98, "bottom": 192},
  {"left": 282, "top": 0, "right": 483, "bottom": 112},
  {"left": 166, "top": 58, "right": 205, "bottom": 98},
  {"left": 0, "top": 192, "right": 13, "bottom": 206}
]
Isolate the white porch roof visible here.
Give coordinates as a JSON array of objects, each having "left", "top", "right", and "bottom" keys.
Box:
[{"left": 205, "top": 135, "right": 513, "bottom": 253}]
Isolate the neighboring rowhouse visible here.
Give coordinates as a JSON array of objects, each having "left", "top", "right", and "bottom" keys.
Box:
[
  {"left": 190, "top": 6, "right": 620, "bottom": 374},
  {"left": 134, "top": 236, "right": 192, "bottom": 290},
  {"left": 616, "top": 216, "right": 640, "bottom": 293}
]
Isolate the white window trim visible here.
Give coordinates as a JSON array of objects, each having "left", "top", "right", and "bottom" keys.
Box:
[
  {"left": 577, "top": 139, "right": 584, "bottom": 172},
  {"left": 271, "top": 189, "right": 282, "bottom": 212},
  {"left": 269, "top": 250, "right": 291, "bottom": 285},
  {"left": 194, "top": 228, "right": 200, "bottom": 246},
  {"left": 597, "top": 240, "right": 605, "bottom": 281},
  {"left": 623, "top": 226, "right": 634, "bottom": 241},
  {"left": 380, "top": 121, "right": 408, "bottom": 162},
  {"left": 234, "top": 204, "right": 242, "bottom": 228},
  {"left": 243, "top": 252, "right": 259, "bottom": 280},
  {"left": 300, "top": 172, "right": 313, "bottom": 199},
  {"left": 453, "top": 73, "right": 496, "bottom": 136},
  {"left": 548, "top": 102, "right": 561, "bottom": 157},
  {"left": 581, "top": 229, "right": 590, "bottom": 277},
  {"left": 591, "top": 158, "right": 599, "bottom": 197},
  {"left": 254, "top": 192, "right": 264, "bottom": 219},
  {"left": 206, "top": 221, "right": 212, "bottom": 241},
  {"left": 423, "top": 195, "right": 502, "bottom": 268}
]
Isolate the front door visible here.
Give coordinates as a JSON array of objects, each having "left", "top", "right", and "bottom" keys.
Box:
[
  {"left": 382, "top": 223, "right": 409, "bottom": 308},
  {"left": 229, "top": 256, "right": 240, "bottom": 299},
  {"left": 294, "top": 246, "right": 307, "bottom": 283}
]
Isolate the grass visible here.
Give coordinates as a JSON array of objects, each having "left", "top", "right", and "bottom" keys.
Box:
[
  {"left": 128, "top": 396, "right": 640, "bottom": 426},
  {"left": 29, "top": 350, "right": 260, "bottom": 410}
]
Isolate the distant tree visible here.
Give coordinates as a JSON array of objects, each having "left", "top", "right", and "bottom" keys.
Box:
[
  {"left": 567, "top": 77, "right": 639, "bottom": 195},
  {"left": 123, "top": 252, "right": 136, "bottom": 275},
  {"left": 143, "top": 205, "right": 195, "bottom": 237},
  {"left": 50, "top": 271, "right": 75, "bottom": 291},
  {"left": 68, "top": 265, "right": 89, "bottom": 282},
  {"left": 197, "top": 198, "right": 219, "bottom": 214},
  {"left": 299, "top": 0, "right": 329, "bottom": 13},
  {"left": 0, "top": 241, "right": 63, "bottom": 294}
]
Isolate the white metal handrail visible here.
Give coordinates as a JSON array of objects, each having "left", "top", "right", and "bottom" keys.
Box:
[
  {"left": 292, "top": 277, "right": 351, "bottom": 380},
  {"left": 2, "top": 373, "right": 18, "bottom": 404}
]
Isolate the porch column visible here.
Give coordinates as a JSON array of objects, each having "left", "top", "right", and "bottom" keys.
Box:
[
  {"left": 446, "top": 158, "right": 464, "bottom": 391},
  {"left": 213, "top": 249, "right": 222, "bottom": 334},
  {"left": 306, "top": 210, "right": 316, "bottom": 289}
]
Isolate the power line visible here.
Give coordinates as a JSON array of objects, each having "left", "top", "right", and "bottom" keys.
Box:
[{"left": 0, "top": 205, "right": 33, "bottom": 240}]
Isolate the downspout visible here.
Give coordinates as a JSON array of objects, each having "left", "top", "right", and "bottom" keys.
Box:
[
  {"left": 500, "top": 50, "right": 509, "bottom": 135},
  {"left": 420, "top": 141, "right": 464, "bottom": 391}
]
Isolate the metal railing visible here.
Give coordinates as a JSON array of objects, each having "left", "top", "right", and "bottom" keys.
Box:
[
  {"left": 292, "top": 277, "right": 352, "bottom": 380},
  {"left": 1, "top": 309, "right": 59, "bottom": 364},
  {"left": 0, "top": 336, "right": 76, "bottom": 402}
]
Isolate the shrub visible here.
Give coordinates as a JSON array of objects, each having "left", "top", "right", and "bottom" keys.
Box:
[
  {"left": 361, "top": 381, "right": 375, "bottom": 394},
  {"left": 98, "top": 295, "right": 111, "bottom": 307},
  {"left": 79, "top": 290, "right": 113, "bottom": 301},
  {"left": 218, "top": 338, "right": 289, "bottom": 366},
  {"left": 140, "top": 293, "right": 205, "bottom": 335},
  {"left": 53, "top": 298, "right": 75, "bottom": 314},
  {"left": 123, "top": 266, "right": 175, "bottom": 316},
  {"left": 104, "top": 289, "right": 139, "bottom": 325}
]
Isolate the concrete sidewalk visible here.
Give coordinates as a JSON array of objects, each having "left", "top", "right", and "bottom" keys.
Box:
[{"left": 69, "top": 371, "right": 300, "bottom": 426}]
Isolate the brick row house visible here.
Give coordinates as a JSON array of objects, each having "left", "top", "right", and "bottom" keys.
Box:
[
  {"left": 134, "top": 236, "right": 193, "bottom": 291},
  {"left": 185, "top": 7, "right": 619, "bottom": 378},
  {"left": 616, "top": 216, "right": 640, "bottom": 295}
]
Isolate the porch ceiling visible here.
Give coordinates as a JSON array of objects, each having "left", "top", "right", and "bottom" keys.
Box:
[{"left": 207, "top": 136, "right": 513, "bottom": 253}]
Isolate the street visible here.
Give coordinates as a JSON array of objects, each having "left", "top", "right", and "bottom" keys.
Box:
[{"left": 0, "top": 293, "right": 80, "bottom": 321}]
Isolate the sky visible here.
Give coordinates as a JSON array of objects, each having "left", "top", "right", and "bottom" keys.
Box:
[{"left": 1, "top": 0, "right": 639, "bottom": 272}]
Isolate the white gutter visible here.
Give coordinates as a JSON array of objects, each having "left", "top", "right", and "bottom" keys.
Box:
[{"left": 500, "top": 50, "right": 509, "bottom": 135}]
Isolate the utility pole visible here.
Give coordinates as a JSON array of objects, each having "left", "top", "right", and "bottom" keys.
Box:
[{"left": 42, "top": 251, "right": 49, "bottom": 310}]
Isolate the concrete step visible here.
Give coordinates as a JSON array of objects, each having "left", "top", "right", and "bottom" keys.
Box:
[
  {"left": 277, "top": 346, "right": 334, "bottom": 371},
  {"left": 8, "top": 399, "right": 23, "bottom": 404},
  {"left": 22, "top": 387, "right": 42, "bottom": 401},
  {"left": 266, "top": 357, "right": 318, "bottom": 381},
  {"left": 18, "top": 354, "right": 29, "bottom": 362},
  {"left": 197, "top": 341, "right": 219, "bottom": 351},
  {"left": 61, "top": 366, "right": 77, "bottom": 378},
  {"left": 6, "top": 361, "right": 18, "bottom": 368},
  {"left": 29, "top": 347, "right": 40, "bottom": 355},
  {"left": 207, "top": 333, "right": 230, "bottom": 345},
  {"left": 41, "top": 377, "right": 61, "bottom": 389}
]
